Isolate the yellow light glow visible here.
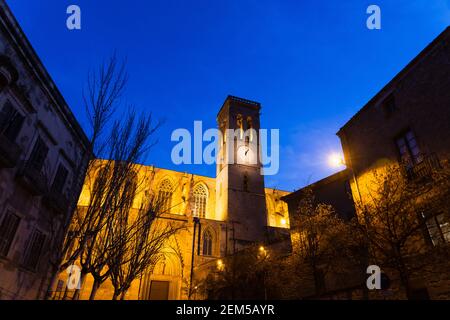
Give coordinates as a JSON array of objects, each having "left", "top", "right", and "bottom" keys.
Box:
[
  {"left": 259, "top": 246, "right": 265, "bottom": 252},
  {"left": 217, "top": 259, "right": 224, "bottom": 270},
  {"left": 281, "top": 218, "right": 286, "bottom": 226},
  {"left": 328, "top": 153, "right": 344, "bottom": 168}
]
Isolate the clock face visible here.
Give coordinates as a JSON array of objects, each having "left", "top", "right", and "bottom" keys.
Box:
[{"left": 237, "top": 145, "right": 255, "bottom": 164}]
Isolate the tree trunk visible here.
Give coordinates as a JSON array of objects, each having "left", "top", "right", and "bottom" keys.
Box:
[
  {"left": 62, "top": 286, "right": 69, "bottom": 300},
  {"left": 312, "top": 262, "right": 324, "bottom": 297},
  {"left": 393, "top": 244, "right": 412, "bottom": 299},
  {"left": 112, "top": 291, "right": 120, "bottom": 300},
  {"left": 397, "top": 258, "right": 412, "bottom": 299},
  {"left": 72, "top": 272, "right": 86, "bottom": 300},
  {"left": 89, "top": 279, "right": 100, "bottom": 300}
]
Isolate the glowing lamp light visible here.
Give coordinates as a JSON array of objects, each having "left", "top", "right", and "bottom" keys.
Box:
[
  {"left": 280, "top": 218, "right": 287, "bottom": 226},
  {"left": 328, "top": 153, "right": 344, "bottom": 168}
]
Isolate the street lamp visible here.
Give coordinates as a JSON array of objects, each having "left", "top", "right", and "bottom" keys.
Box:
[
  {"left": 328, "top": 152, "right": 345, "bottom": 168},
  {"left": 257, "top": 246, "right": 268, "bottom": 300},
  {"left": 327, "top": 152, "right": 363, "bottom": 205}
]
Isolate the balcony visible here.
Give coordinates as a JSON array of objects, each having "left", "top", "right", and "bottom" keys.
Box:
[
  {"left": 0, "top": 133, "right": 21, "bottom": 168},
  {"left": 404, "top": 153, "right": 441, "bottom": 182},
  {"left": 43, "top": 188, "right": 70, "bottom": 215},
  {"left": 16, "top": 161, "right": 48, "bottom": 196}
]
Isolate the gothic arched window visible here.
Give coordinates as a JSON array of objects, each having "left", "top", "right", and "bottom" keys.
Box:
[
  {"left": 202, "top": 230, "right": 213, "bottom": 256},
  {"left": 193, "top": 184, "right": 207, "bottom": 218},
  {"left": 120, "top": 171, "right": 137, "bottom": 209},
  {"left": 236, "top": 114, "right": 243, "bottom": 139},
  {"left": 157, "top": 179, "right": 173, "bottom": 213}
]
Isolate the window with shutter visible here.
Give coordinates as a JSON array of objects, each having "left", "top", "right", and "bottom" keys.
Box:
[
  {"left": 0, "top": 101, "right": 24, "bottom": 142},
  {"left": 52, "top": 164, "right": 69, "bottom": 192},
  {"left": 0, "top": 211, "right": 21, "bottom": 256},
  {"left": 23, "top": 229, "right": 46, "bottom": 270},
  {"left": 29, "top": 137, "right": 49, "bottom": 171}
]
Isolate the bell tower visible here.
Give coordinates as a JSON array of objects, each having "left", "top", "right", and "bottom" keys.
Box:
[{"left": 215, "top": 96, "right": 267, "bottom": 252}]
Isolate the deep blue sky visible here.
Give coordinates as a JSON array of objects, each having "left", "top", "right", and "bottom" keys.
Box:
[{"left": 7, "top": 0, "right": 449, "bottom": 191}]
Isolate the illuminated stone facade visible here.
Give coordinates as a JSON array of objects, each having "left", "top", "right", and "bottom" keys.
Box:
[{"left": 61, "top": 96, "right": 290, "bottom": 300}]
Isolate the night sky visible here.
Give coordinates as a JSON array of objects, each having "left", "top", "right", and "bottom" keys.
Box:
[{"left": 7, "top": 0, "right": 449, "bottom": 191}]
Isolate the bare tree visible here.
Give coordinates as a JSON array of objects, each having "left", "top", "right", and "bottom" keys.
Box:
[
  {"left": 69, "top": 110, "right": 159, "bottom": 299},
  {"left": 44, "top": 54, "right": 164, "bottom": 300},
  {"left": 355, "top": 164, "right": 433, "bottom": 299},
  {"left": 106, "top": 198, "right": 185, "bottom": 300},
  {"left": 42, "top": 54, "right": 128, "bottom": 299}
]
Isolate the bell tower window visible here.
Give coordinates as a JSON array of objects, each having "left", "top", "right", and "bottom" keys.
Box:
[{"left": 236, "top": 114, "right": 243, "bottom": 139}]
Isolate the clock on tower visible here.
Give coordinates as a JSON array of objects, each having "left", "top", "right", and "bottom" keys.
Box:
[{"left": 215, "top": 96, "right": 268, "bottom": 252}]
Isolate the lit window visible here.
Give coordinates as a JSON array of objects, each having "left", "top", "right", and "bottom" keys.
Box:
[
  {"left": 424, "top": 212, "right": 450, "bottom": 245},
  {"left": 193, "top": 184, "right": 207, "bottom": 218}
]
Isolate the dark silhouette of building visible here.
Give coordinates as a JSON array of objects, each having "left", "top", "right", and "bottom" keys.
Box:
[
  {"left": 0, "top": 1, "right": 90, "bottom": 299},
  {"left": 281, "top": 169, "right": 356, "bottom": 222}
]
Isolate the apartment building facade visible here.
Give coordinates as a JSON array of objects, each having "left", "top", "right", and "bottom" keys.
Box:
[
  {"left": 337, "top": 27, "right": 450, "bottom": 299},
  {"left": 0, "top": 1, "right": 90, "bottom": 299},
  {"left": 337, "top": 27, "right": 450, "bottom": 246}
]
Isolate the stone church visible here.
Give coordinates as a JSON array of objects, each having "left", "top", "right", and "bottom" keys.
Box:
[{"left": 68, "top": 95, "right": 291, "bottom": 300}]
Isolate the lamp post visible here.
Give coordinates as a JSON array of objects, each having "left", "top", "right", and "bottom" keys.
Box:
[
  {"left": 189, "top": 217, "right": 200, "bottom": 300},
  {"left": 258, "top": 246, "right": 268, "bottom": 300}
]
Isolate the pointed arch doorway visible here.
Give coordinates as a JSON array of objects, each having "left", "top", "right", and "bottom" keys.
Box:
[{"left": 139, "top": 254, "right": 182, "bottom": 300}]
